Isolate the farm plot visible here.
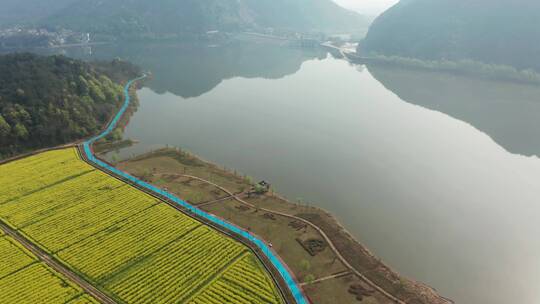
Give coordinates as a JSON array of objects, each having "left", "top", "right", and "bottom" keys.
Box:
[
  {"left": 189, "top": 254, "right": 284, "bottom": 304},
  {"left": 0, "top": 149, "right": 94, "bottom": 205},
  {"left": 0, "top": 233, "right": 97, "bottom": 304},
  {"left": 0, "top": 148, "right": 285, "bottom": 304}
]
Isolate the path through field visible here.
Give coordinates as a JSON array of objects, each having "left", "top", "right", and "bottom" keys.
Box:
[{"left": 0, "top": 221, "right": 116, "bottom": 304}]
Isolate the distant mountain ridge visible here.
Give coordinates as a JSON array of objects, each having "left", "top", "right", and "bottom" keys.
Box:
[
  {"left": 360, "top": 0, "right": 540, "bottom": 70},
  {"left": 44, "top": 0, "right": 367, "bottom": 37}
]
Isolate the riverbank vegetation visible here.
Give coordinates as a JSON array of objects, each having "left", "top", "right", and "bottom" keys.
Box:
[
  {"left": 0, "top": 53, "right": 140, "bottom": 159},
  {"left": 358, "top": 54, "right": 540, "bottom": 85}
]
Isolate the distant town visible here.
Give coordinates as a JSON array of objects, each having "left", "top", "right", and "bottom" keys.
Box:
[{"left": 0, "top": 27, "right": 90, "bottom": 49}]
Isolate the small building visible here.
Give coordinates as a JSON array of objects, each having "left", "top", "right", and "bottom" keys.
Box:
[
  {"left": 250, "top": 181, "right": 271, "bottom": 195},
  {"left": 258, "top": 181, "right": 271, "bottom": 191}
]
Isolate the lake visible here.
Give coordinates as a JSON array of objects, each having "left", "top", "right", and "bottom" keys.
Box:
[{"left": 62, "top": 40, "right": 540, "bottom": 304}]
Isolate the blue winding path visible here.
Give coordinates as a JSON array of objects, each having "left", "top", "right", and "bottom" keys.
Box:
[{"left": 82, "top": 76, "right": 308, "bottom": 304}]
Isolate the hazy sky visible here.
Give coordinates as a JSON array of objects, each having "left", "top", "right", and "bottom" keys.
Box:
[{"left": 333, "top": 0, "right": 399, "bottom": 16}]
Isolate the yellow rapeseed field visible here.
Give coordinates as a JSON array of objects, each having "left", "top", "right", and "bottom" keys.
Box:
[
  {"left": 0, "top": 233, "right": 98, "bottom": 304},
  {"left": 0, "top": 148, "right": 284, "bottom": 304}
]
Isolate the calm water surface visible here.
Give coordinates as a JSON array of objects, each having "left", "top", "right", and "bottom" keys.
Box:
[{"left": 67, "top": 42, "right": 540, "bottom": 304}]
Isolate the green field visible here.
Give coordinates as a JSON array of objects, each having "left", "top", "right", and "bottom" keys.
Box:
[
  {"left": 0, "top": 148, "right": 284, "bottom": 303},
  {"left": 0, "top": 230, "right": 98, "bottom": 304}
]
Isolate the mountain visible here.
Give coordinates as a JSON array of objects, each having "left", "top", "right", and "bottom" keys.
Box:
[
  {"left": 44, "top": 0, "right": 366, "bottom": 37},
  {"left": 0, "top": 53, "right": 139, "bottom": 158},
  {"left": 360, "top": 0, "right": 540, "bottom": 70},
  {"left": 242, "top": 0, "right": 365, "bottom": 32}
]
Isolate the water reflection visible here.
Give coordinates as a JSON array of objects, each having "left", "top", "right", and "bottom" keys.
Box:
[
  {"left": 36, "top": 40, "right": 326, "bottom": 98},
  {"left": 140, "top": 42, "right": 327, "bottom": 98},
  {"left": 368, "top": 65, "right": 540, "bottom": 157}
]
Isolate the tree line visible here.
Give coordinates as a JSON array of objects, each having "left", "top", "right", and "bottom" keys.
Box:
[{"left": 0, "top": 53, "right": 140, "bottom": 159}]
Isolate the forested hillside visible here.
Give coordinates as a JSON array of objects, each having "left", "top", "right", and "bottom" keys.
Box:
[
  {"left": 0, "top": 53, "right": 140, "bottom": 158},
  {"left": 360, "top": 0, "right": 540, "bottom": 70},
  {"left": 243, "top": 0, "right": 364, "bottom": 32},
  {"left": 45, "top": 0, "right": 366, "bottom": 37}
]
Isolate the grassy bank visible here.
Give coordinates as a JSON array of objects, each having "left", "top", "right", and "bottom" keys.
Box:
[{"left": 117, "top": 147, "right": 452, "bottom": 304}]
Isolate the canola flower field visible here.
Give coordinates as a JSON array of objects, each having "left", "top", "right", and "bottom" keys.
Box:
[
  {"left": 0, "top": 229, "right": 98, "bottom": 304},
  {"left": 0, "top": 148, "right": 284, "bottom": 304}
]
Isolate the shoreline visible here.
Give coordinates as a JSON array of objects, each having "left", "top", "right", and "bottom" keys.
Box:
[
  {"left": 0, "top": 71, "right": 454, "bottom": 303},
  {"left": 84, "top": 78, "right": 308, "bottom": 304},
  {"left": 116, "top": 146, "right": 453, "bottom": 304},
  {"left": 346, "top": 53, "right": 540, "bottom": 86},
  {"left": 95, "top": 71, "right": 452, "bottom": 303},
  {"left": 0, "top": 76, "right": 298, "bottom": 303}
]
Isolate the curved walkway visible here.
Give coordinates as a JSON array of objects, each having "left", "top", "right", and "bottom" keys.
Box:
[
  {"left": 81, "top": 76, "right": 308, "bottom": 304},
  {"left": 162, "top": 173, "right": 406, "bottom": 304}
]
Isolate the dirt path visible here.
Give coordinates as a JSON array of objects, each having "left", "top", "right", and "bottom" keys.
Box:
[
  {"left": 160, "top": 173, "right": 407, "bottom": 304},
  {"left": 0, "top": 221, "right": 116, "bottom": 304},
  {"left": 196, "top": 194, "right": 236, "bottom": 207},
  {"left": 300, "top": 270, "right": 353, "bottom": 287}
]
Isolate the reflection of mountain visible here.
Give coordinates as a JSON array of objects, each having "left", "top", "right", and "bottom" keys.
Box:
[
  {"left": 84, "top": 41, "right": 326, "bottom": 98},
  {"left": 368, "top": 64, "right": 540, "bottom": 157}
]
